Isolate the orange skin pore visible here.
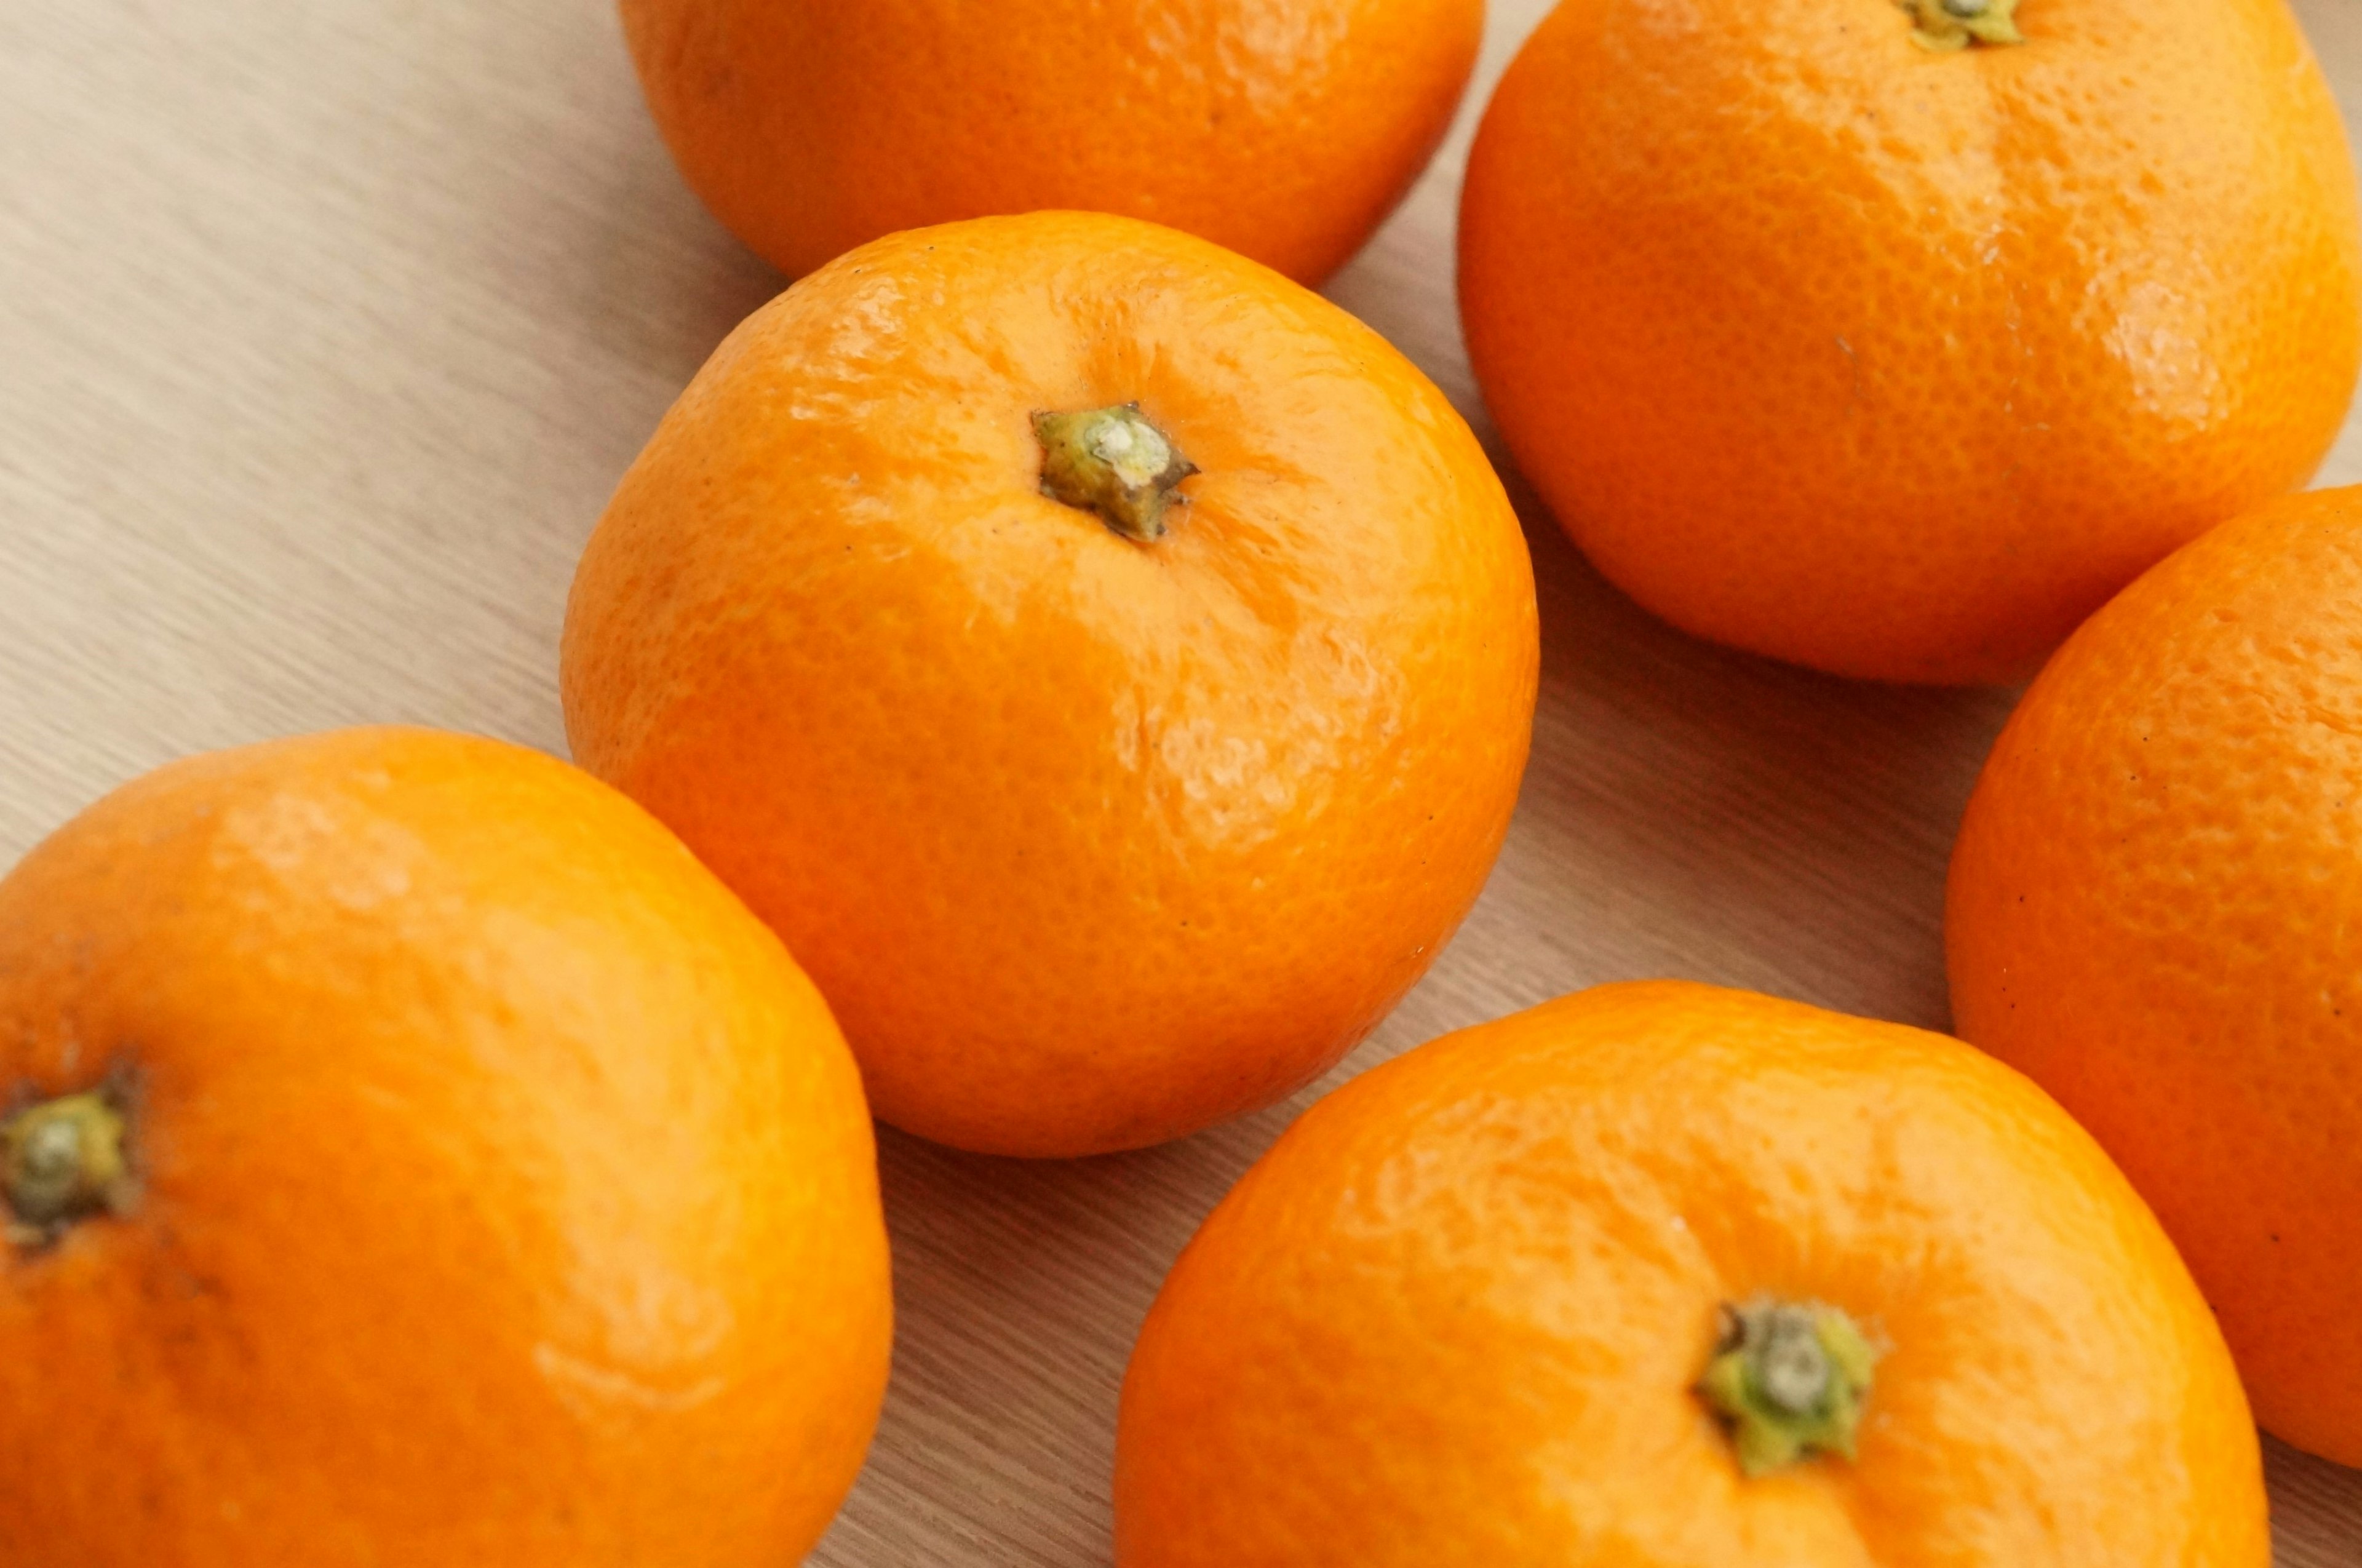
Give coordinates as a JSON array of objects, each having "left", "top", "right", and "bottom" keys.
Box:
[
  {"left": 1116, "top": 981, "right": 2265, "bottom": 1567},
  {"left": 0, "top": 728, "right": 891, "bottom": 1567},
  {"left": 1949, "top": 486, "right": 2362, "bottom": 1467},
  {"left": 619, "top": 0, "right": 1482, "bottom": 285},
  {"left": 562, "top": 212, "right": 1539, "bottom": 1158},
  {"left": 1458, "top": 0, "right": 2362, "bottom": 685}
]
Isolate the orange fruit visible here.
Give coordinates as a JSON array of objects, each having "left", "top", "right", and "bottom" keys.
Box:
[
  {"left": 561, "top": 211, "right": 1538, "bottom": 1158},
  {"left": 1949, "top": 485, "right": 2362, "bottom": 1467},
  {"left": 0, "top": 728, "right": 891, "bottom": 1566},
  {"left": 1116, "top": 981, "right": 2264, "bottom": 1566},
  {"left": 618, "top": 0, "right": 1481, "bottom": 285},
  {"left": 1457, "top": 0, "right": 2362, "bottom": 684}
]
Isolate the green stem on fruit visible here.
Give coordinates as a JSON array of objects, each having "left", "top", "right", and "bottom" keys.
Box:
[
  {"left": 1695, "top": 1296, "right": 1879, "bottom": 1476},
  {"left": 1033, "top": 403, "right": 1198, "bottom": 543},
  {"left": 4, "top": 1087, "right": 135, "bottom": 1245},
  {"left": 1901, "top": 0, "right": 2024, "bottom": 50}
]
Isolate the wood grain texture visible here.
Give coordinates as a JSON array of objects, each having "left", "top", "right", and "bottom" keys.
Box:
[{"left": 2, "top": 0, "right": 2359, "bottom": 1560}]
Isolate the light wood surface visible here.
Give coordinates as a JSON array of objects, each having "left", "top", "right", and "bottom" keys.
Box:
[{"left": 5, "top": 0, "right": 2362, "bottom": 1560}]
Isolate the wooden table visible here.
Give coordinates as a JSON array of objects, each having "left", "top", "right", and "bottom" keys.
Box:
[{"left": 5, "top": 0, "right": 2360, "bottom": 1559}]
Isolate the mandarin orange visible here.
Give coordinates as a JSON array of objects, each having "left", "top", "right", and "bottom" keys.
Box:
[
  {"left": 561, "top": 212, "right": 1538, "bottom": 1158},
  {"left": 1116, "top": 981, "right": 2264, "bottom": 1565},
  {"left": 1950, "top": 485, "right": 2362, "bottom": 1467},
  {"left": 0, "top": 728, "right": 891, "bottom": 1566},
  {"left": 620, "top": 0, "right": 1482, "bottom": 285},
  {"left": 1458, "top": 0, "right": 2362, "bottom": 683}
]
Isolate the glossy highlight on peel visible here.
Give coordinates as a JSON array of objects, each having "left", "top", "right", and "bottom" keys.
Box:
[
  {"left": 1458, "top": 0, "right": 2362, "bottom": 683},
  {"left": 1116, "top": 981, "right": 2265, "bottom": 1567},
  {"left": 0, "top": 728, "right": 892, "bottom": 1567}
]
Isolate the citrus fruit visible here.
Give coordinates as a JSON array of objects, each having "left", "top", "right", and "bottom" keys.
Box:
[
  {"left": 560, "top": 211, "right": 1538, "bottom": 1158},
  {"left": 1116, "top": 981, "right": 2264, "bottom": 1565},
  {"left": 1457, "top": 0, "right": 2362, "bottom": 683},
  {"left": 618, "top": 0, "right": 1481, "bottom": 285},
  {"left": 0, "top": 728, "right": 891, "bottom": 1566},
  {"left": 1949, "top": 485, "right": 2362, "bottom": 1467}
]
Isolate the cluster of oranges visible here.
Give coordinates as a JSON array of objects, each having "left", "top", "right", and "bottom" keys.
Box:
[{"left": 4, "top": 0, "right": 2360, "bottom": 1562}]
